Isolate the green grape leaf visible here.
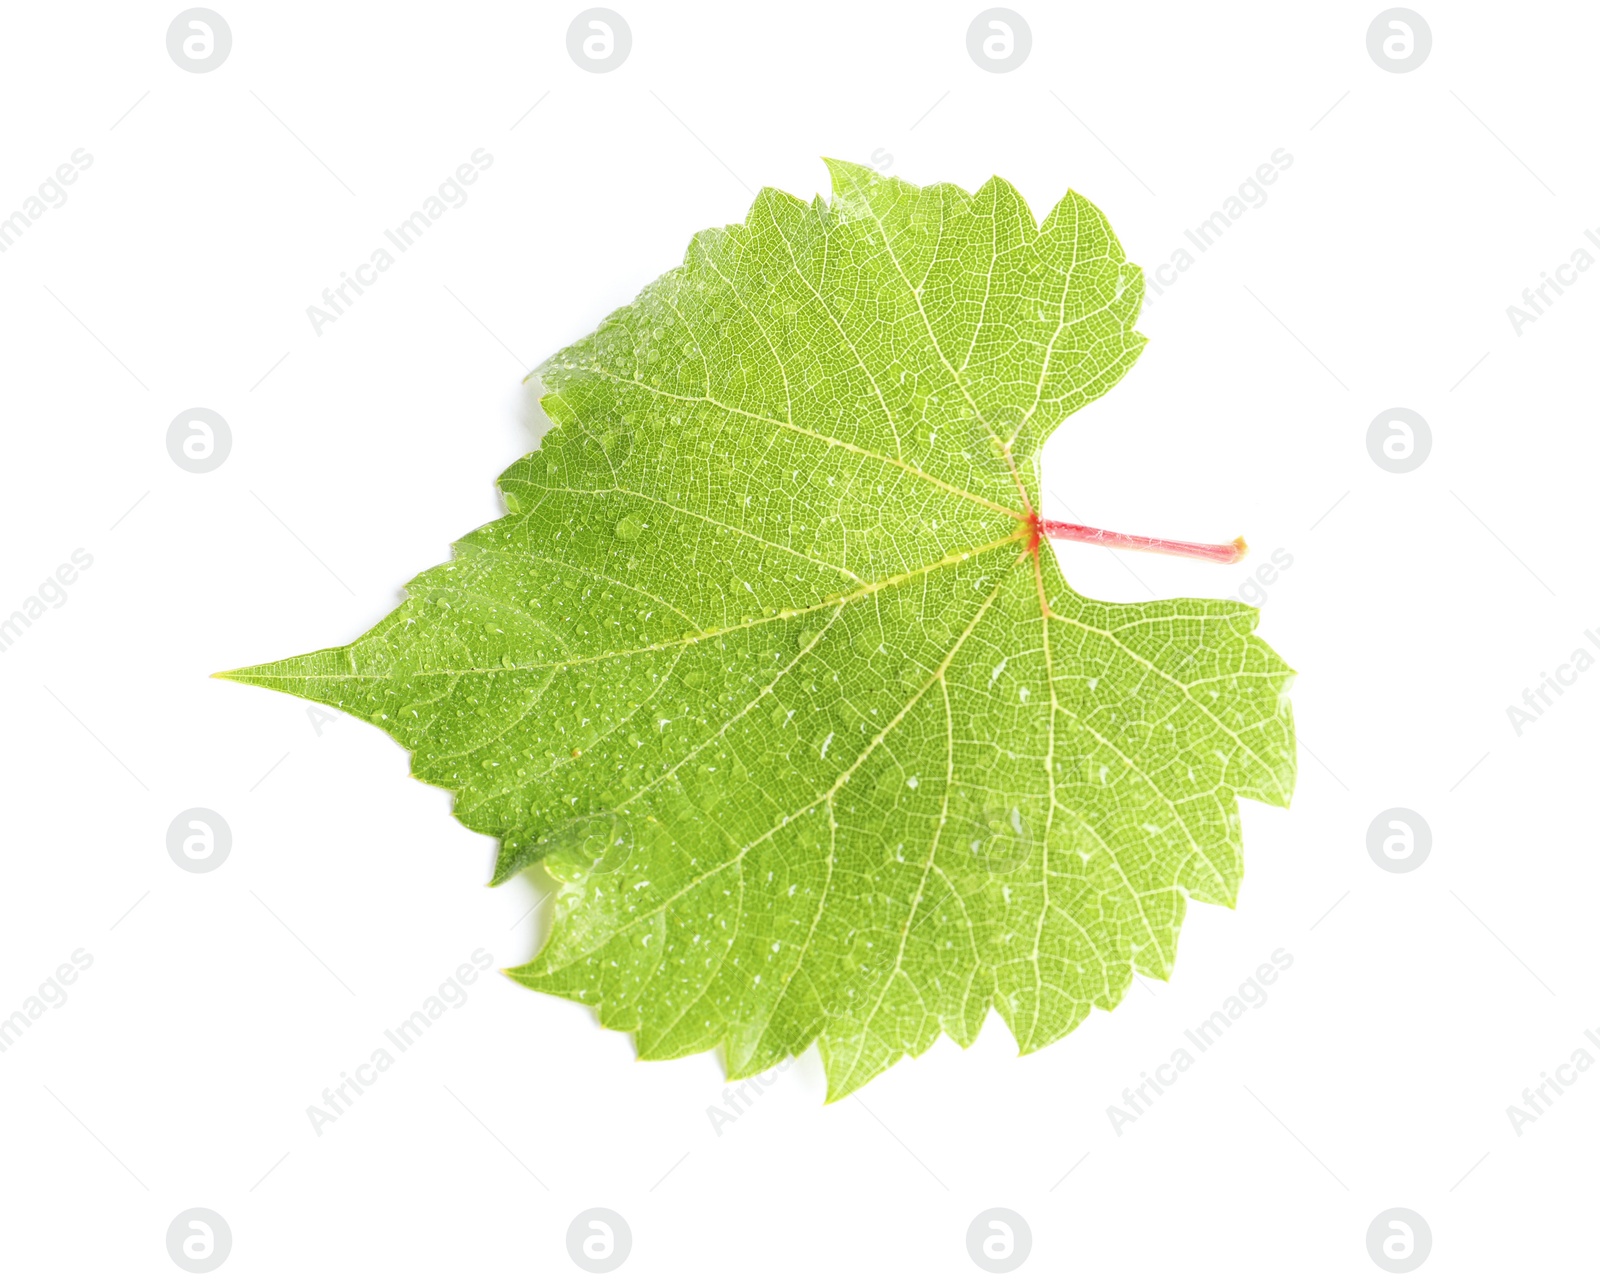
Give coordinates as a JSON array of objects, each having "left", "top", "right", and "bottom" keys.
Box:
[{"left": 222, "top": 161, "right": 1295, "bottom": 1099}]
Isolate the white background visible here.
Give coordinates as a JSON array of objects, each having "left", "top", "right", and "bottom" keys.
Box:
[{"left": 1, "top": 1, "right": 1594, "bottom": 1277}]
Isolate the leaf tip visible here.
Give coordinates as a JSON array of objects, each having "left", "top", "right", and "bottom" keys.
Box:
[{"left": 821, "top": 155, "right": 878, "bottom": 193}]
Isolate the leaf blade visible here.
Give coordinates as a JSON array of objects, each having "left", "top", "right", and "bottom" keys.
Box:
[{"left": 226, "top": 164, "right": 1295, "bottom": 1096}]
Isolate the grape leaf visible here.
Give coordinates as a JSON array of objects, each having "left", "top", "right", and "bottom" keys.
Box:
[{"left": 222, "top": 161, "right": 1295, "bottom": 1099}]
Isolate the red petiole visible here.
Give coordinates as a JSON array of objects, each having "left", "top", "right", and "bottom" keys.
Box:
[{"left": 1029, "top": 515, "right": 1247, "bottom": 565}]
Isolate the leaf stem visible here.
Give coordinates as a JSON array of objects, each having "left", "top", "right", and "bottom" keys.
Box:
[{"left": 1037, "top": 517, "right": 1247, "bottom": 565}]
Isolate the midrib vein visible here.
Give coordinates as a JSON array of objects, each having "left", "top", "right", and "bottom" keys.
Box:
[{"left": 261, "top": 530, "right": 1027, "bottom": 681}]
